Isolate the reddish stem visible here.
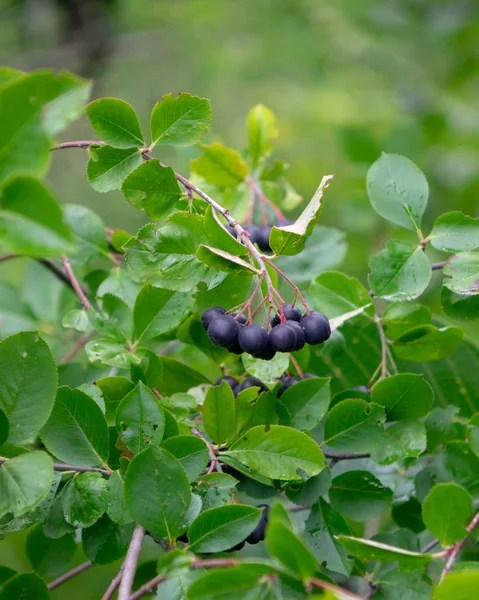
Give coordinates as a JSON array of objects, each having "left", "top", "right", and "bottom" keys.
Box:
[
  {"left": 245, "top": 178, "right": 256, "bottom": 225},
  {"left": 253, "top": 180, "right": 286, "bottom": 221},
  {"left": 62, "top": 255, "right": 91, "bottom": 310},
  {"left": 264, "top": 259, "right": 310, "bottom": 315},
  {"left": 289, "top": 353, "right": 304, "bottom": 378}
]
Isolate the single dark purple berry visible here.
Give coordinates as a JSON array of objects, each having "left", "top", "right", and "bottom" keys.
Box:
[
  {"left": 255, "top": 225, "right": 272, "bottom": 252},
  {"left": 238, "top": 325, "right": 270, "bottom": 357},
  {"left": 233, "top": 313, "right": 247, "bottom": 325},
  {"left": 201, "top": 306, "right": 226, "bottom": 331},
  {"left": 284, "top": 320, "right": 305, "bottom": 351},
  {"left": 300, "top": 313, "right": 331, "bottom": 345},
  {"left": 246, "top": 225, "right": 262, "bottom": 245},
  {"left": 283, "top": 304, "right": 302, "bottom": 322},
  {"left": 226, "top": 540, "right": 245, "bottom": 552},
  {"left": 214, "top": 376, "right": 238, "bottom": 390},
  {"left": 270, "top": 313, "right": 281, "bottom": 328},
  {"left": 237, "top": 377, "right": 268, "bottom": 393},
  {"left": 246, "top": 504, "right": 269, "bottom": 544},
  {"left": 207, "top": 315, "right": 240, "bottom": 348},
  {"left": 253, "top": 342, "right": 276, "bottom": 361},
  {"left": 227, "top": 224, "right": 238, "bottom": 239},
  {"left": 177, "top": 533, "right": 188, "bottom": 543},
  {"left": 227, "top": 340, "right": 244, "bottom": 355},
  {"left": 269, "top": 323, "right": 297, "bottom": 353},
  {"left": 277, "top": 376, "right": 300, "bottom": 398}
]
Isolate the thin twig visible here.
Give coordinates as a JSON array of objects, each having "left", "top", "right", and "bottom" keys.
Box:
[
  {"left": 422, "top": 538, "right": 439, "bottom": 553},
  {"left": 323, "top": 452, "right": 370, "bottom": 460},
  {"left": 264, "top": 259, "right": 310, "bottom": 315},
  {"left": 0, "top": 254, "right": 19, "bottom": 263},
  {"left": 192, "top": 427, "right": 223, "bottom": 473},
  {"left": 309, "top": 577, "right": 364, "bottom": 599},
  {"left": 374, "top": 315, "right": 388, "bottom": 380},
  {"left": 117, "top": 524, "right": 146, "bottom": 600},
  {"left": 252, "top": 180, "right": 286, "bottom": 221},
  {"left": 59, "top": 332, "right": 94, "bottom": 364},
  {"left": 440, "top": 510, "right": 479, "bottom": 581},
  {"left": 287, "top": 505, "right": 311, "bottom": 512},
  {"left": 289, "top": 353, "right": 304, "bottom": 378},
  {"left": 62, "top": 255, "right": 91, "bottom": 310},
  {"left": 51, "top": 140, "right": 106, "bottom": 150},
  {"left": 101, "top": 568, "right": 123, "bottom": 600},
  {"left": 0, "top": 457, "right": 112, "bottom": 476},
  {"left": 47, "top": 561, "right": 92, "bottom": 590}
]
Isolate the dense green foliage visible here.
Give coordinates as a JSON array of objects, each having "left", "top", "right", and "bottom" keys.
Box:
[{"left": 1, "top": 62, "right": 479, "bottom": 600}]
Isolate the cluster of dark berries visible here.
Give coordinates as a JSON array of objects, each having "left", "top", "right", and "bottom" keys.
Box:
[
  {"left": 202, "top": 304, "right": 331, "bottom": 360},
  {"left": 177, "top": 505, "right": 269, "bottom": 552},
  {"left": 215, "top": 375, "right": 268, "bottom": 397},
  {"left": 228, "top": 220, "right": 293, "bottom": 253}
]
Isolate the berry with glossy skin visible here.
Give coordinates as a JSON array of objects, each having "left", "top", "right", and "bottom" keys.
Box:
[
  {"left": 214, "top": 376, "right": 238, "bottom": 390},
  {"left": 255, "top": 225, "right": 272, "bottom": 252},
  {"left": 207, "top": 315, "right": 240, "bottom": 348},
  {"left": 237, "top": 377, "right": 269, "bottom": 393},
  {"left": 201, "top": 306, "right": 226, "bottom": 330},
  {"left": 233, "top": 313, "right": 247, "bottom": 325},
  {"left": 270, "top": 323, "right": 297, "bottom": 353},
  {"left": 300, "top": 312, "right": 331, "bottom": 345},
  {"left": 246, "top": 504, "right": 269, "bottom": 544},
  {"left": 283, "top": 304, "right": 302, "bottom": 322},
  {"left": 270, "top": 313, "right": 281, "bottom": 328},
  {"left": 284, "top": 320, "right": 305, "bottom": 351},
  {"left": 238, "top": 325, "right": 270, "bottom": 357}
]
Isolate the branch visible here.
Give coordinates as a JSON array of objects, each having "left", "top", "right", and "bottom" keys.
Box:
[
  {"left": 309, "top": 577, "right": 364, "bottom": 599},
  {"left": 59, "top": 332, "right": 94, "bottom": 364},
  {"left": 374, "top": 315, "right": 388, "bottom": 380},
  {"left": 47, "top": 560, "right": 92, "bottom": 590},
  {"left": 62, "top": 255, "right": 91, "bottom": 310},
  {"left": 440, "top": 510, "right": 479, "bottom": 581},
  {"left": 101, "top": 568, "right": 123, "bottom": 600},
  {"left": 0, "top": 457, "right": 111, "bottom": 476},
  {"left": 192, "top": 427, "right": 223, "bottom": 474},
  {"left": 117, "top": 523, "right": 146, "bottom": 600},
  {"left": 323, "top": 452, "right": 370, "bottom": 460}
]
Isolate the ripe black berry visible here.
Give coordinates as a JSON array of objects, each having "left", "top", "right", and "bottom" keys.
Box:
[
  {"left": 238, "top": 325, "right": 270, "bottom": 357},
  {"left": 226, "top": 540, "right": 245, "bottom": 552},
  {"left": 201, "top": 306, "right": 226, "bottom": 330},
  {"left": 207, "top": 315, "right": 240, "bottom": 348},
  {"left": 227, "top": 340, "right": 244, "bottom": 355},
  {"left": 284, "top": 320, "right": 305, "bottom": 351},
  {"left": 300, "top": 312, "right": 331, "bottom": 345},
  {"left": 237, "top": 377, "right": 268, "bottom": 393},
  {"left": 270, "top": 313, "right": 281, "bottom": 328},
  {"left": 253, "top": 341, "right": 276, "bottom": 361},
  {"left": 214, "top": 376, "right": 238, "bottom": 390},
  {"left": 177, "top": 533, "right": 188, "bottom": 543},
  {"left": 255, "top": 225, "right": 272, "bottom": 252},
  {"left": 247, "top": 225, "right": 262, "bottom": 245},
  {"left": 277, "top": 376, "right": 300, "bottom": 398},
  {"left": 246, "top": 504, "right": 269, "bottom": 544},
  {"left": 283, "top": 304, "right": 302, "bottom": 322},
  {"left": 233, "top": 313, "right": 247, "bottom": 325},
  {"left": 269, "top": 323, "right": 297, "bottom": 353}
]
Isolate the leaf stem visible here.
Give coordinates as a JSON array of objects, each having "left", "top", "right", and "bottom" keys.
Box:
[
  {"left": 62, "top": 255, "right": 91, "bottom": 310},
  {"left": 192, "top": 427, "right": 223, "bottom": 473},
  {"left": 309, "top": 576, "right": 364, "bottom": 599},
  {"left": 323, "top": 452, "right": 370, "bottom": 460},
  {"left": 117, "top": 523, "right": 146, "bottom": 600},
  {"left": 440, "top": 510, "right": 479, "bottom": 582},
  {"left": 47, "top": 560, "right": 92, "bottom": 590}
]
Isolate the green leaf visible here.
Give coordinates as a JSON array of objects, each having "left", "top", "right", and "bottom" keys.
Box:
[
  {"left": 0, "top": 408, "right": 8, "bottom": 446},
  {"left": 43, "top": 495, "right": 75, "bottom": 539},
  {"left": 62, "top": 309, "right": 91, "bottom": 333},
  {"left": 63, "top": 204, "right": 110, "bottom": 263},
  {"left": 305, "top": 498, "right": 353, "bottom": 576},
  {"left": 247, "top": 104, "right": 278, "bottom": 168},
  {"left": 62, "top": 472, "right": 108, "bottom": 528},
  {"left": 277, "top": 377, "right": 330, "bottom": 432},
  {"left": 139, "top": 351, "right": 210, "bottom": 396},
  {"left": 441, "top": 286, "right": 479, "bottom": 321},
  {"left": 188, "top": 504, "right": 262, "bottom": 552},
  {"left": 235, "top": 389, "right": 278, "bottom": 438},
  {"left": 391, "top": 498, "right": 425, "bottom": 533},
  {"left": 0, "top": 573, "right": 50, "bottom": 600},
  {"left": 187, "top": 564, "right": 272, "bottom": 600},
  {"left": 121, "top": 160, "right": 183, "bottom": 220},
  {"left": 426, "top": 407, "right": 466, "bottom": 453},
  {"left": 337, "top": 536, "right": 433, "bottom": 572},
  {"left": 310, "top": 271, "right": 374, "bottom": 324},
  {"left": 429, "top": 211, "right": 479, "bottom": 253},
  {"left": 323, "top": 400, "right": 385, "bottom": 453},
  {"left": 330, "top": 471, "right": 393, "bottom": 521},
  {"left": 125, "top": 215, "right": 224, "bottom": 292},
  {"left": 156, "top": 571, "right": 204, "bottom": 600},
  {"left": 97, "top": 266, "right": 141, "bottom": 309},
  {"left": 366, "top": 153, "right": 428, "bottom": 231},
  {"left": 150, "top": 93, "right": 211, "bottom": 147},
  {"left": 0, "top": 565, "right": 16, "bottom": 587},
  {"left": 116, "top": 381, "right": 165, "bottom": 454},
  {"left": 0, "top": 331, "right": 57, "bottom": 444},
  {"left": 378, "top": 570, "right": 432, "bottom": 600},
  {"left": 0, "top": 176, "right": 74, "bottom": 257},
  {"left": 443, "top": 252, "right": 479, "bottom": 295},
  {"left": 162, "top": 436, "right": 209, "bottom": 483},
  {"left": 434, "top": 570, "right": 479, "bottom": 600},
  {"left": 0, "top": 451, "right": 53, "bottom": 518},
  {"left": 241, "top": 352, "right": 290, "bottom": 387},
  {"left": 275, "top": 226, "right": 348, "bottom": 286},
  {"left": 370, "top": 374, "right": 434, "bottom": 420},
  {"left": 428, "top": 441, "right": 479, "bottom": 497},
  {"left": 95, "top": 376, "right": 135, "bottom": 427},
  {"left": 393, "top": 325, "right": 464, "bottom": 362},
  {"left": 222, "top": 424, "right": 326, "bottom": 481},
  {"left": 106, "top": 470, "right": 133, "bottom": 525},
  {"left": 190, "top": 143, "right": 249, "bottom": 188},
  {"left": 369, "top": 241, "right": 432, "bottom": 301},
  {"left": 26, "top": 525, "right": 75, "bottom": 577},
  {"left": 124, "top": 446, "right": 191, "bottom": 542},
  {"left": 87, "top": 145, "right": 143, "bottom": 193},
  {"left": 196, "top": 473, "right": 239, "bottom": 511},
  {"left": 133, "top": 285, "right": 193, "bottom": 343},
  {"left": 43, "top": 73, "right": 91, "bottom": 136},
  {"left": 41, "top": 386, "right": 109, "bottom": 468},
  {"left": 85, "top": 339, "right": 132, "bottom": 369},
  {"left": 204, "top": 205, "right": 249, "bottom": 257},
  {"left": 202, "top": 382, "right": 236, "bottom": 445},
  {"left": 285, "top": 469, "right": 331, "bottom": 506},
  {"left": 83, "top": 514, "right": 134, "bottom": 564},
  {"left": 86, "top": 97, "right": 144, "bottom": 148},
  {"left": 269, "top": 174, "right": 333, "bottom": 256},
  {"left": 372, "top": 420, "right": 426, "bottom": 465},
  {"left": 266, "top": 503, "right": 317, "bottom": 581},
  {"left": 382, "top": 303, "right": 432, "bottom": 340},
  {"left": 197, "top": 245, "right": 259, "bottom": 276},
  {"left": 422, "top": 483, "right": 472, "bottom": 545}
]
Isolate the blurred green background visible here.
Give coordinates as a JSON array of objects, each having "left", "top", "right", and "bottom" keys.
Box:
[{"left": 1, "top": 0, "right": 479, "bottom": 596}]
